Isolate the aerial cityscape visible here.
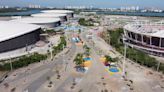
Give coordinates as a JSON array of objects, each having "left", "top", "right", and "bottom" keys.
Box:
[{"left": 0, "top": 0, "right": 163, "bottom": 92}]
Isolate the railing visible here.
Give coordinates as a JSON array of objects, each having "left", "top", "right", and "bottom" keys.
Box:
[
  {"left": 125, "top": 41, "right": 164, "bottom": 53},
  {"left": 124, "top": 35, "right": 164, "bottom": 51}
]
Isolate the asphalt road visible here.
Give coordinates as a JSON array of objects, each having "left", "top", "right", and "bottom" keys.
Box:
[{"left": 25, "top": 35, "right": 77, "bottom": 92}]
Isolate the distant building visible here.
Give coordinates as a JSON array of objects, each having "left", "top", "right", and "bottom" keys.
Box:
[
  {"left": 80, "top": 12, "right": 96, "bottom": 15},
  {"left": 0, "top": 6, "right": 9, "bottom": 9},
  {"left": 41, "top": 10, "right": 74, "bottom": 18},
  {"left": 28, "top": 4, "right": 41, "bottom": 8},
  {"left": 120, "top": 6, "right": 140, "bottom": 11}
]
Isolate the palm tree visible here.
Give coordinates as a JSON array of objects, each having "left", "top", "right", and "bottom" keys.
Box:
[{"left": 74, "top": 53, "right": 84, "bottom": 66}]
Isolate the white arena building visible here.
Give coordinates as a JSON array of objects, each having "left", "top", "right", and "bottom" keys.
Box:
[
  {"left": 10, "top": 17, "right": 61, "bottom": 29},
  {"left": 41, "top": 10, "right": 74, "bottom": 18},
  {"left": 124, "top": 21, "right": 164, "bottom": 56},
  {"left": 31, "top": 13, "right": 67, "bottom": 22},
  {"left": 0, "top": 21, "right": 41, "bottom": 53}
]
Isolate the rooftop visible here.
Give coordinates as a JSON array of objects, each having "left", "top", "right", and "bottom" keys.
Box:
[
  {"left": 10, "top": 17, "right": 60, "bottom": 24},
  {"left": 124, "top": 21, "right": 164, "bottom": 37},
  {"left": 41, "top": 10, "right": 74, "bottom": 14},
  {"left": 0, "top": 21, "right": 41, "bottom": 42},
  {"left": 31, "top": 13, "right": 67, "bottom": 18}
]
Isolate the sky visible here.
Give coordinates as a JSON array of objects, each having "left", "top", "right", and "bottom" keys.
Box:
[{"left": 0, "top": 0, "right": 164, "bottom": 9}]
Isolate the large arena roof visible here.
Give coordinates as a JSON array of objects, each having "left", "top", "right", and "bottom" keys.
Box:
[
  {"left": 10, "top": 17, "right": 60, "bottom": 24},
  {"left": 124, "top": 23, "right": 164, "bottom": 38},
  {"left": 0, "top": 21, "right": 41, "bottom": 42},
  {"left": 41, "top": 10, "right": 74, "bottom": 14},
  {"left": 31, "top": 13, "right": 67, "bottom": 18}
]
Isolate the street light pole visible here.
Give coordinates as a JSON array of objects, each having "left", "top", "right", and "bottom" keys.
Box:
[
  {"left": 49, "top": 42, "right": 53, "bottom": 61},
  {"left": 50, "top": 46, "right": 53, "bottom": 61},
  {"left": 62, "top": 43, "right": 68, "bottom": 72},
  {"left": 63, "top": 44, "right": 65, "bottom": 63},
  {"left": 9, "top": 56, "right": 13, "bottom": 71},
  {"left": 157, "top": 53, "right": 162, "bottom": 72},
  {"left": 157, "top": 61, "right": 161, "bottom": 72},
  {"left": 122, "top": 43, "right": 127, "bottom": 77},
  {"left": 122, "top": 9, "right": 127, "bottom": 77},
  {"left": 50, "top": 48, "right": 53, "bottom": 61},
  {"left": 65, "top": 62, "right": 68, "bottom": 72}
]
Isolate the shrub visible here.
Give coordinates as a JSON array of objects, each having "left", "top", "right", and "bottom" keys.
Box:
[
  {"left": 52, "top": 36, "right": 67, "bottom": 55},
  {"left": 78, "top": 18, "right": 94, "bottom": 26},
  {"left": 0, "top": 53, "right": 47, "bottom": 71}
]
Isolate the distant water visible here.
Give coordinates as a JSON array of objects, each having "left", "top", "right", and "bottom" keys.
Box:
[
  {"left": 96, "top": 11, "right": 164, "bottom": 17},
  {"left": 0, "top": 9, "right": 164, "bottom": 17},
  {"left": 0, "top": 10, "right": 41, "bottom": 16}
]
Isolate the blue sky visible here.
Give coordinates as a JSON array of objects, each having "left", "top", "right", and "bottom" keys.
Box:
[{"left": 0, "top": 0, "right": 164, "bottom": 9}]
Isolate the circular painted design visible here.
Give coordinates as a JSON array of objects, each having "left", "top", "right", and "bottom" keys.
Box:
[
  {"left": 83, "top": 57, "right": 92, "bottom": 61},
  {"left": 109, "top": 67, "right": 119, "bottom": 73}
]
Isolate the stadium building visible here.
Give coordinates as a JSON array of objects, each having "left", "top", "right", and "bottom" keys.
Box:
[
  {"left": 31, "top": 13, "right": 67, "bottom": 22},
  {"left": 124, "top": 21, "right": 164, "bottom": 56},
  {"left": 41, "top": 10, "right": 74, "bottom": 18},
  {"left": 10, "top": 17, "right": 61, "bottom": 29},
  {"left": 0, "top": 21, "right": 41, "bottom": 53}
]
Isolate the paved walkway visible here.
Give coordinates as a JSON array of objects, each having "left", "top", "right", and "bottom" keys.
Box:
[{"left": 72, "top": 31, "right": 125, "bottom": 92}]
